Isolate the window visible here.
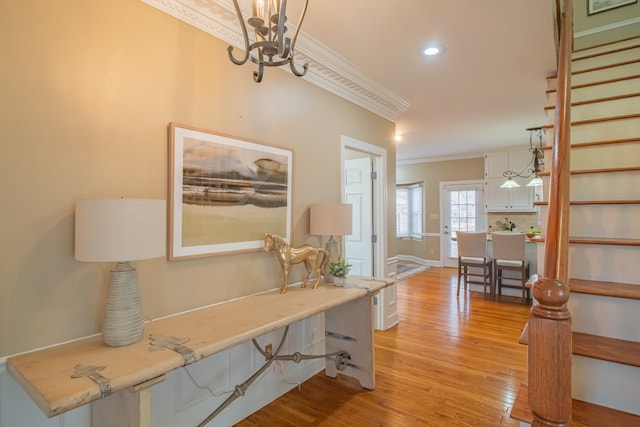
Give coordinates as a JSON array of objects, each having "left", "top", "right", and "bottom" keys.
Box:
[{"left": 396, "top": 183, "right": 423, "bottom": 239}]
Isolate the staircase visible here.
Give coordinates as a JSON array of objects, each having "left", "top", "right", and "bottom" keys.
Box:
[{"left": 512, "top": 32, "right": 640, "bottom": 425}]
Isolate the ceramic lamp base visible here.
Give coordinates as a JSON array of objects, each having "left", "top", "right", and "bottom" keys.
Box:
[{"left": 103, "top": 261, "right": 144, "bottom": 347}]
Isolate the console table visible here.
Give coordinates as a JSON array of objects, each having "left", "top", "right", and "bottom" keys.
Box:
[{"left": 7, "top": 276, "right": 393, "bottom": 426}]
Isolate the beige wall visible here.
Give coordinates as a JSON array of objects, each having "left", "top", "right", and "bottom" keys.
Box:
[
  {"left": 396, "top": 157, "right": 484, "bottom": 261},
  {"left": 0, "top": 0, "right": 395, "bottom": 356}
]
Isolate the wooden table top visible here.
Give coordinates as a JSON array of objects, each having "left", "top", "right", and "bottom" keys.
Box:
[{"left": 7, "top": 277, "right": 392, "bottom": 417}]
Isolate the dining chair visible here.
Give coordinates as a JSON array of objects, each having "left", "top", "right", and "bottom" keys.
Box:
[
  {"left": 491, "top": 232, "right": 530, "bottom": 303},
  {"left": 456, "top": 231, "right": 492, "bottom": 298}
]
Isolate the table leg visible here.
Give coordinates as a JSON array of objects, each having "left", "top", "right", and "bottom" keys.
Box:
[
  {"left": 91, "top": 375, "right": 164, "bottom": 427},
  {"left": 324, "top": 295, "right": 375, "bottom": 390}
]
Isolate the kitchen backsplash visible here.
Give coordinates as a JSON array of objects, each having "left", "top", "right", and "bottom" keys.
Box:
[{"left": 487, "top": 212, "right": 541, "bottom": 233}]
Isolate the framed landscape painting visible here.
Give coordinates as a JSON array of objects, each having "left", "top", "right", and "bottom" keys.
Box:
[
  {"left": 168, "top": 123, "right": 293, "bottom": 260},
  {"left": 588, "top": 0, "right": 637, "bottom": 15}
]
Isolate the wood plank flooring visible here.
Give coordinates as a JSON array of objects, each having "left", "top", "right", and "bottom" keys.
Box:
[{"left": 235, "top": 267, "right": 531, "bottom": 426}]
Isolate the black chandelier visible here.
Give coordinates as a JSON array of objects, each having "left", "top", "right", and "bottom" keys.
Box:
[
  {"left": 228, "top": 0, "right": 309, "bottom": 82},
  {"left": 501, "top": 127, "right": 545, "bottom": 188}
]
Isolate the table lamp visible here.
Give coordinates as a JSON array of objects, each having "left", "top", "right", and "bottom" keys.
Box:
[
  {"left": 310, "top": 203, "right": 353, "bottom": 281},
  {"left": 75, "top": 198, "right": 166, "bottom": 347}
]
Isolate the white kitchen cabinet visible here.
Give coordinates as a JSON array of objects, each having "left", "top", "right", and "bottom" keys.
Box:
[{"left": 484, "top": 149, "right": 536, "bottom": 212}]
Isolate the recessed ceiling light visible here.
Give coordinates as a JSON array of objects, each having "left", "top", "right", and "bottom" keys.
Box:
[{"left": 421, "top": 44, "right": 445, "bottom": 57}]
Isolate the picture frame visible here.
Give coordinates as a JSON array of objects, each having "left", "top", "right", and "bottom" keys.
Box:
[
  {"left": 588, "top": 0, "right": 637, "bottom": 15},
  {"left": 168, "top": 123, "right": 293, "bottom": 260}
]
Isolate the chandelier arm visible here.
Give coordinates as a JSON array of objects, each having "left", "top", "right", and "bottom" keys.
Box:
[
  {"left": 289, "top": 0, "right": 308, "bottom": 56},
  {"left": 277, "top": 0, "right": 290, "bottom": 59},
  {"left": 290, "top": 59, "right": 309, "bottom": 77},
  {"left": 253, "top": 59, "right": 265, "bottom": 83},
  {"left": 287, "top": 0, "right": 309, "bottom": 76},
  {"left": 228, "top": 0, "right": 251, "bottom": 66},
  {"left": 503, "top": 127, "right": 545, "bottom": 180},
  {"left": 503, "top": 153, "right": 537, "bottom": 179}
]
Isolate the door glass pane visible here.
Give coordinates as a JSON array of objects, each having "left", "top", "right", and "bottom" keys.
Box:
[{"left": 449, "top": 189, "right": 480, "bottom": 258}]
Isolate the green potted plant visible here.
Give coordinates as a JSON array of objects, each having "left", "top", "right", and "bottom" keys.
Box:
[{"left": 329, "top": 257, "right": 352, "bottom": 286}]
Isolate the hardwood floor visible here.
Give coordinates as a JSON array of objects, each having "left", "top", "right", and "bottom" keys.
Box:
[{"left": 236, "top": 267, "right": 531, "bottom": 426}]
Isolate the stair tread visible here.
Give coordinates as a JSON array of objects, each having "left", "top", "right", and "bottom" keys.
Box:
[
  {"left": 511, "top": 383, "right": 640, "bottom": 426},
  {"left": 570, "top": 278, "right": 640, "bottom": 300},
  {"left": 547, "top": 58, "right": 640, "bottom": 80},
  {"left": 575, "top": 58, "right": 640, "bottom": 76},
  {"left": 573, "top": 43, "right": 640, "bottom": 62},
  {"left": 573, "top": 332, "right": 640, "bottom": 367},
  {"left": 534, "top": 199, "right": 640, "bottom": 206},
  {"left": 545, "top": 91, "right": 640, "bottom": 110},
  {"left": 542, "top": 113, "right": 640, "bottom": 132},
  {"left": 546, "top": 73, "right": 640, "bottom": 94},
  {"left": 569, "top": 237, "right": 640, "bottom": 246},
  {"left": 573, "top": 35, "right": 640, "bottom": 55},
  {"left": 519, "top": 327, "right": 639, "bottom": 366},
  {"left": 539, "top": 137, "right": 640, "bottom": 150},
  {"left": 539, "top": 166, "right": 640, "bottom": 176},
  {"left": 518, "top": 322, "right": 640, "bottom": 367},
  {"left": 531, "top": 236, "right": 640, "bottom": 246}
]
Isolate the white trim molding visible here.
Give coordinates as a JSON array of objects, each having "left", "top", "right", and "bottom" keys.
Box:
[
  {"left": 575, "top": 16, "right": 640, "bottom": 39},
  {"left": 138, "top": 0, "right": 410, "bottom": 122}
]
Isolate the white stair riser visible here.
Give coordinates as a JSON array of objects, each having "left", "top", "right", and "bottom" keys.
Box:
[
  {"left": 569, "top": 293, "right": 640, "bottom": 341},
  {"left": 571, "top": 171, "right": 640, "bottom": 199},
  {"left": 540, "top": 205, "right": 640, "bottom": 239},
  {"left": 547, "top": 77, "right": 640, "bottom": 105},
  {"left": 572, "top": 47, "right": 640, "bottom": 72},
  {"left": 568, "top": 244, "right": 639, "bottom": 284},
  {"left": 539, "top": 171, "right": 640, "bottom": 201},
  {"left": 541, "top": 142, "right": 640, "bottom": 170},
  {"left": 572, "top": 356, "right": 640, "bottom": 416},
  {"left": 545, "top": 96, "right": 640, "bottom": 123},
  {"left": 535, "top": 240, "right": 639, "bottom": 284},
  {"left": 547, "top": 61, "right": 640, "bottom": 89},
  {"left": 545, "top": 117, "right": 640, "bottom": 144}
]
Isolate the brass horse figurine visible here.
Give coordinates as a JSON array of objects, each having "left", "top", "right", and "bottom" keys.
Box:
[{"left": 264, "top": 233, "right": 330, "bottom": 293}]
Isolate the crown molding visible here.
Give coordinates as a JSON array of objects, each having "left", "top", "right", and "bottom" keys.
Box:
[
  {"left": 139, "top": 0, "right": 410, "bottom": 122},
  {"left": 397, "top": 152, "right": 484, "bottom": 166}
]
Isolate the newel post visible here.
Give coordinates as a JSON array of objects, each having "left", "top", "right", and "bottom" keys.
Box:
[{"left": 528, "top": 277, "right": 572, "bottom": 426}]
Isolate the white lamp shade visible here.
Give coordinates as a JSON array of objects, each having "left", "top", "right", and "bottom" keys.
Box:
[
  {"left": 75, "top": 198, "right": 166, "bottom": 262},
  {"left": 309, "top": 203, "right": 353, "bottom": 236},
  {"left": 500, "top": 178, "right": 521, "bottom": 189},
  {"left": 526, "top": 176, "right": 543, "bottom": 187}
]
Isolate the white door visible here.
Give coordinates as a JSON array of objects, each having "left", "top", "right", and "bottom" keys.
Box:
[
  {"left": 344, "top": 156, "right": 373, "bottom": 276},
  {"left": 441, "top": 181, "right": 485, "bottom": 268},
  {"left": 341, "top": 136, "right": 395, "bottom": 330}
]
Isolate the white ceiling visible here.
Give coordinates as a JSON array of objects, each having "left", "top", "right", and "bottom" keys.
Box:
[
  {"left": 299, "top": 1, "right": 559, "bottom": 162},
  {"left": 143, "top": 0, "right": 561, "bottom": 162}
]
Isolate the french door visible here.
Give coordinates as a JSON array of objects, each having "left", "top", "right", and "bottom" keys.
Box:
[{"left": 441, "top": 181, "right": 485, "bottom": 267}]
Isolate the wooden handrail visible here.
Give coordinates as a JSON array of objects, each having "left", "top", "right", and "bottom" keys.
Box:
[
  {"left": 545, "top": 3, "right": 572, "bottom": 284},
  {"left": 528, "top": 0, "right": 573, "bottom": 426}
]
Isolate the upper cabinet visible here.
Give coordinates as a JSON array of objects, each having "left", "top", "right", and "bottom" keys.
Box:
[{"left": 484, "top": 149, "right": 536, "bottom": 212}]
